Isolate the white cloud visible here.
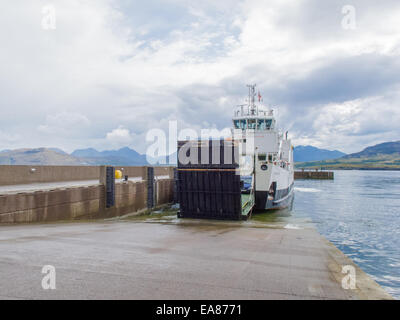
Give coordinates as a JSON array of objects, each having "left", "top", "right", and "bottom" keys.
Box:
[
  {"left": 0, "top": 131, "right": 21, "bottom": 150},
  {"left": 291, "top": 92, "right": 400, "bottom": 153},
  {"left": 106, "top": 125, "right": 133, "bottom": 147},
  {"left": 1, "top": 0, "right": 400, "bottom": 153},
  {"left": 38, "top": 112, "right": 91, "bottom": 135}
]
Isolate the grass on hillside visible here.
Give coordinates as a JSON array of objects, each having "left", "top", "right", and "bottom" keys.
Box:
[{"left": 295, "top": 154, "right": 400, "bottom": 170}]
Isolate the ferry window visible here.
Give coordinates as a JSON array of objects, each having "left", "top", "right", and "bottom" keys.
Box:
[
  {"left": 240, "top": 119, "right": 247, "bottom": 129},
  {"left": 257, "top": 119, "right": 265, "bottom": 130},
  {"left": 258, "top": 154, "right": 266, "bottom": 161},
  {"left": 268, "top": 154, "right": 273, "bottom": 161},
  {"left": 265, "top": 119, "right": 272, "bottom": 128},
  {"left": 248, "top": 119, "right": 256, "bottom": 129},
  {"left": 233, "top": 120, "right": 240, "bottom": 129}
]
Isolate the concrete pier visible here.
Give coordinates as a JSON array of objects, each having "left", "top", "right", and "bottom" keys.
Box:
[
  {"left": 295, "top": 170, "right": 334, "bottom": 180},
  {"left": 0, "top": 166, "right": 174, "bottom": 224},
  {"left": 0, "top": 217, "right": 392, "bottom": 300}
]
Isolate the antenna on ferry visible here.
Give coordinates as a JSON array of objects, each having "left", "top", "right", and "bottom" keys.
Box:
[{"left": 246, "top": 84, "right": 257, "bottom": 115}]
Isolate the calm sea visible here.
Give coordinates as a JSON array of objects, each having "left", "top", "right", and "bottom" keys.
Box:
[{"left": 293, "top": 170, "right": 400, "bottom": 299}]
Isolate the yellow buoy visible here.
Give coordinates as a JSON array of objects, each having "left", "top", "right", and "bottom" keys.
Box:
[{"left": 115, "top": 169, "right": 123, "bottom": 179}]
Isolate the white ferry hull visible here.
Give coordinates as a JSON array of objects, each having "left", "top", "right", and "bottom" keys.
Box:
[
  {"left": 254, "top": 164, "right": 294, "bottom": 210},
  {"left": 255, "top": 183, "right": 294, "bottom": 210}
]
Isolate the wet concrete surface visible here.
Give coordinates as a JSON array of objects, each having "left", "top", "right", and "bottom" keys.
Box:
[
  {"left": 0, "top": 216, "right": 392, "bottom": 299},
  {"left": 0, "top": 175, "right": 170, "bottom": 195},
  {"left": 0, "top": 180, "right": 101, "bottom": 195}
]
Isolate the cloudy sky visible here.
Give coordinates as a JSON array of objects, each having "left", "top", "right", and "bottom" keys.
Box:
[{"left": 1, "top": 0, "right": 400, "bottom": 154}]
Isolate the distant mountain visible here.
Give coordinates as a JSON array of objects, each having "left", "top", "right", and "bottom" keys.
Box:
[
  {"left": 0, "top": 148, "right": 84, "bottom": 165},
  {"left": 343, "top": 141, "right": 400, "bottom": 159},
  {"left": 71, "top": 147, "right": 148, "bottom": 166},
  {"left": 11, "top": 142, "right": 399, "bottom": 168},
  {"left": 296, "top": 141, "right": 400, "bottom": 170},
  {"left": 0, "top": 147, "right": 150, "bottom": 166},
  {"left": 48, "top": 148, "right": 68, "bottom": 155},
  {"left": 147, "top": 152, "right": 177, "bottom": 165},
  {"left": 70, "top": 148, "right": 101, "bottom": 158},
  {"left": 294, "top": 145, "right": 346, "bottom": 162}
]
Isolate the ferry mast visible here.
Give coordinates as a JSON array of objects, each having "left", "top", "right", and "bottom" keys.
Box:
[{"left": 246, "top": 84, "right": 257, "bottom": 116}]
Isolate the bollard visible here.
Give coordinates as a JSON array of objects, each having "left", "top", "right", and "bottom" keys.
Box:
[
  {"left": 99, "top": 165, "right": 115, "bottom": 208},
  {"left": 105, "top": 166, "right": 115, "bottom": 208},
  {"left": 147, "top": 167, "right": 155, "bottom": 209},
  {"left": 173, "top": 167, "right": 178, "bottom": 204}
]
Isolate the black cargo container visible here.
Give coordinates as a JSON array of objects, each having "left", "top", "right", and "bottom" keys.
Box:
[{"left": 177, "top": 140, "right": 245, "bottom": 220}]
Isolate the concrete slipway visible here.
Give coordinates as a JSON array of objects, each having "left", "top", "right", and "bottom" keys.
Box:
[{"left": 0, "top": 214, "right": 393, "bottom": 300}]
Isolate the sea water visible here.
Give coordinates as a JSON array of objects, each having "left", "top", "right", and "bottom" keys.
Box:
[{"left": 294, "top": 170, "right": 400, "bottom": 299}]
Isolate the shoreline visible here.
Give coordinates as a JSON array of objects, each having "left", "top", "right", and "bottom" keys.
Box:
[{"left": 295, "top": 167, "right": 400, "bottom": 171}]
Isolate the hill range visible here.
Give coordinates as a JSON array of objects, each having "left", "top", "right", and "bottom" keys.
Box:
[
  {"left": 1, "top": 141, "right": 400, "bottom": 170},
  {"left": 0, "top": 145, "right": 341, "bottom": 166},
  {"left": 295, "top": 141, "right": 400, "bottom": 170}
]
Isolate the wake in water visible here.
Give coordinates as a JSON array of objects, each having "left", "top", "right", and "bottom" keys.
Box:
[
  {"left": 284, "top": 224, "right": 301, "bottom": 230},
  {"left": 294, "top": 187, "right": 321, "bottom": 193}
]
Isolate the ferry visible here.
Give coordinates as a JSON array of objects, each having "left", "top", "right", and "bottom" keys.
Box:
[
  {"left": 176, "top": 84, "right": 294, "bottom": 220},
  {"left": 233, "top": 84, "right": 294, "bottom": 211}
]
